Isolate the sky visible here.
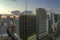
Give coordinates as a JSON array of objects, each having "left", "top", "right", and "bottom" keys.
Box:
[{"left": 0, "top": 0, "right": 60, "bottom": 14}]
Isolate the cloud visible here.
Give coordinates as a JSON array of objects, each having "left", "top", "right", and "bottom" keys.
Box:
[
  {"left": 11, "top": 10, "right": 20, "bottom": 15},
  {"left": 21, "top": 10, "right": 33, "bottom": 15}
]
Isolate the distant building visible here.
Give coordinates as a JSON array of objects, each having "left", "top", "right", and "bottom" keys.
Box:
[
  {"left": 48, "top": 19, "right": 53, "bottom": 34},
  {"left": 56, "top": 14, "right": 60, "bottom": 22},
  {"left": 51, "top": 13, "right": 56, "bottom": 32},
  {"left": 11, "top": 10, "right": 20, "bottom": 15},
  {"left": 0, "top": 15, "right": 17, "bottom": 34},
  {"left": 47, "top": 15, "right": 53, "bottom": 34},
  {"left": 50, "top": 13, "right": 58, "bottom": 32},
  {"left": 20, "top": 11, "right": 33, "bottom": 15}
]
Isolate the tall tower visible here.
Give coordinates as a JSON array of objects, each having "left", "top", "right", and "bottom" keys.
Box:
[
  {"left": 36, "top": 8, "right": 47, "bottom": 39},
  {"left": 51, "top": 13, "right": 57, "bottom": 32},
  {"left": 36, "top": 8, "right": 47, "bottom": 33},
  {"left": 19, "top": 15, "right": 36, "bottom": 40}
]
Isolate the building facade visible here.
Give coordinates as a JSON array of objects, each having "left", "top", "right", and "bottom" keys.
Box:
[
  {"left": 36, "top": 8, "right": 47, "bottom": 39},
  {"left": 19, "top": 15, "right": 36, "bottom": 40},
  {"left": 36, "top": 8, "right": 47, "bottom": 33}
]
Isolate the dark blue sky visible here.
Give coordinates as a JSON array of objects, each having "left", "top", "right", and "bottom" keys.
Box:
[{"left": 0, "top": 0, "right": 60, "bottom": 14}]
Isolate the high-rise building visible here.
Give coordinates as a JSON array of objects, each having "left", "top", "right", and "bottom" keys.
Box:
[
  {"left": 19, "top": 15, "right": 36, "bottom": 40},
  {"left": 36, "top": 8, "right": 47, "bottom": 33},
  {"left": 47, "top": 14, "right": 54, "bottom": 34},
  {"left": 51, "top": 13, "right": 58, "bottom": 32},
  {"left": 52, "top": 14, "right": 60, "bottom": 37},
  {"left": 56, "top": 14, "right": 60, "bottom": 22},
  {"left": 36, "top": 8, "right": 47, "bottom": 39},
  {"left": 48, "top": 19, "right": 53, "bottom": 34},
  {"left": 15, "top": 16, "right": 20, "bottom": 36}
]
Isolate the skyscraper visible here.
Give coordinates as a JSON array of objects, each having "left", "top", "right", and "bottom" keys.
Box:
[
  {"left": 51, "top": 13, "right": 58, "bottom": 32},
  {"left": 36, "top": 8, "right": 47, "bottom": 39},
  {"left": 36, "top": 8, "right": 47, "bottom": 33},
  {"left": 48, "top": 19, "right": 53, "bottom": 34},
  {"left": 19, "top": 15, "right": 36, "bottom": 40}
]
